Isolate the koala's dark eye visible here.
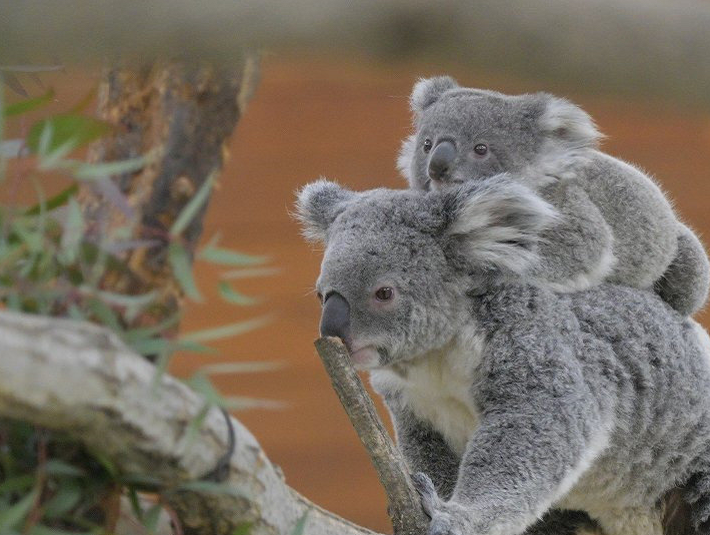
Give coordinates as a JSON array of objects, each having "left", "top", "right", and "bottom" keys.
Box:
[
  {"left": 375, "top": 287, "right": 394, "bottom": 302},
  {"left": 423, "top": 139, "right": 433, "bottom": 153},
  {"left": 474, "top": 143, "right": 488, "bottom": 156}
]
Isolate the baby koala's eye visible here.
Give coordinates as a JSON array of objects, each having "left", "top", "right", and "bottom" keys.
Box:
[
  {"left": 375, "top": 286, "right": 394, "bottom": 302},
  {"left": 423, "top": 138, "right": 433, "bottom": 153},
  {"left": 474, "top": 143, "right": 488, "bottom": 156}
]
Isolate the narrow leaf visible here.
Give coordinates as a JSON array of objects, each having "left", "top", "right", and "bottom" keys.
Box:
[
  {"left": 0, "top": 490, "right": 35, "bottom": 530},
  {"left": 27, "top": 114, "right": 111, "bottom": 155},
  {"left": 42, "top": 482, "right": 82, "bottom": 518},
  {"left": 59, "top": 197, "right": 84, "bottom": 264},
  {"left": 180, "top": 316, "right": 270, "bottom": 343},
  {"left": 200, "top": 361, "right": 283, "bottom": 375},
  {"left": 170, "top": 173, "right": 215, "bottom": 237},
  {"left": 198, "top": 245, "right": 266, "bottom": 267},
  {"left": 218, "top": 281, "right": 258, "bottom": 306},
  {"left": 292, "top": 511, "right": 309, "bottom": 535},
  {"left": 3, "top": 89, "right": 54, "bottom": 117},
  {"left": 44, "top": 459, "right": 86, "bottom": 478},
  {"left": 222, "top": 267, "right": 280, "bottom": 280},
  {"left": 24, "top": 184, "right": 78, "bottom": 215},
  {"left": 72, "top": 154, "right": 148, "bottom": 180},
  {"left": 168, "top": 242, "right": 202, "bottom": 302}
]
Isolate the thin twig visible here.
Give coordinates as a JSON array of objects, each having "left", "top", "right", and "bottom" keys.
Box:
[{"left": 313, "top": 336, "right": 428, "bottom": 535}]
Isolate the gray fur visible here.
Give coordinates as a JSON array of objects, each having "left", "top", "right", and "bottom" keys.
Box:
[
  {"left": 397, "top": 76, "right": 709, "bottom": 316},
  {"left": 297, "top": 179, "right": 710, "bottom": 535}
]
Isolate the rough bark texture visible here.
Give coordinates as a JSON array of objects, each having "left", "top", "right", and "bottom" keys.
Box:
[
  {"left": 0, "top": 309, "right": 381, "bottom": 535},
  {"left": 79, "top": 59, "right": 259, "bottom": 336},
  {"left": 314, "top": 337, "right": 428, "bottom": 535}
]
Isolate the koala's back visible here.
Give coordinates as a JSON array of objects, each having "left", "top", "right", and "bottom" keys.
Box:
[
  {"left": 562, "top": 285, "right": 710, "bottom": 513},
  {"left": 575, "top": 152, "right": 678, "bottom": 289}
]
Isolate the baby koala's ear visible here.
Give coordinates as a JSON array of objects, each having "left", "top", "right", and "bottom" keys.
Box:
[
  {"left": 538, "top": 94, "right": 602, "bottom": 149},
  {"left": 410, "top": 76, "right": 459, "bottom": 115},
  {"left": 295, "top": 179, "right": 355, "bottom": 243},
  {"left": 445, "top": 175, "right": 558, "bottom": 276}
]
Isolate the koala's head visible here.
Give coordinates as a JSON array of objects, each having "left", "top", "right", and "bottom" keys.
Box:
[
  {"left": 398, "top": 76, "right": 601, "bottom": 191},
  {"left": 296, "top": 176, "right": 555, "bottom": 370}
]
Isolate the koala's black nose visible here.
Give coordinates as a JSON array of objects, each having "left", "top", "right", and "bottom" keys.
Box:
[
  {"left": 319, "top": 292, "right": 351, "bottom": 342},
  {"left": 428, "top": 140, "right": 456, "bottom": 182}
]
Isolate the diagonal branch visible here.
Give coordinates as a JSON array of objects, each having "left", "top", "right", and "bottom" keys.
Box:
[
  {"left": 0, "top": 308, "right": 382, "bottom": 535},
  {"left": 314, "top": 337, "right": 428, "bottom": 535}
]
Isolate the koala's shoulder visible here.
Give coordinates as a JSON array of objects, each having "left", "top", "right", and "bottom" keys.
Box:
[{"left": 470, "top": 283, "right": 574, "bottom": 335}]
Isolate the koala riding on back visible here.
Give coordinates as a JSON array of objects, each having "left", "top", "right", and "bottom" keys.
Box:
[
  {"left": 398, "top": 76, "right": 709, "bottom": 316},
  {"left": 297, "top": 177, "right": 710, "bottom": 535}
]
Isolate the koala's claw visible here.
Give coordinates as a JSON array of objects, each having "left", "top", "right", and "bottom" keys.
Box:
[{"left": 412, "top": 472, "right": 440, "bottom": 518}]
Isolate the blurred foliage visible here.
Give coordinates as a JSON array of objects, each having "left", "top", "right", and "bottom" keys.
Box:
[{"left": 0, "top": 80, "right": 271, "bottom": 532}]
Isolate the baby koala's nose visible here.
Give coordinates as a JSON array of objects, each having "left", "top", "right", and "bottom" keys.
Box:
[
  {"left": 428, "top": 140, "right": 456, "bottom": 182},
  {"left": 319, "top": 292, "right": 351, "bottom": 343}
]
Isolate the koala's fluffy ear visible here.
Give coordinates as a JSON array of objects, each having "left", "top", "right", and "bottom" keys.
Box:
[
  {"left": 538, "top": 95, "right": 601, "bottom": 148},
  {"left": 295, "top": 179, "right": 354, "bottom": 243},
  {"left": 410, "top": 76, "right": 459, "bottom": 115},
  {"left": 445, "top": 175, "right": 558, "bottom": 276}
]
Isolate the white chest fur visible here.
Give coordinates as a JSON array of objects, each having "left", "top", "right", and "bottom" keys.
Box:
[{"left": 371, "top": 331, "right": 485, "bottom": 456}]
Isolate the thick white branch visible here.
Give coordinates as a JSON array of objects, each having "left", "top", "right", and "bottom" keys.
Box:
[{"left": 0, "top": 309, "right": 381, "bottom": 535}]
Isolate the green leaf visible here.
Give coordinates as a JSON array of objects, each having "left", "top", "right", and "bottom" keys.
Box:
[
  {"left": 169, "top": 173, "right": 215, "bottom": 237},
  {"left": 0, "top": 475, "right": 35, "bottom": 494},
  {"left": 180, "top": 316, "right": 270, "bottom": 344},
  {"left": 29, "top": 525, "right": 92, "bottom": 535},
  {"left": 141, "top": 504, "right": 163, "bottom": 532},
  {"left": 175, "top": 480, "right": 249, "bottom": 499},
  {"left": 94, "top": 289, "right": 158, "bottom": 322},
  {"left": 42, "top": 481, "right": 82, "bottom": 518},
  {"left": 292, "top": 511, "right": 309, "bottom": 535},
  {"left": 198, "top": 246, "right": 266, "bottom": 267},
  {"left": 72, "top": 154, "right": 150, "bottom": 180},
  {"left": 27, "top": 114, "right": 111, "bottom": 156},
  {"left": 3, "top": 89, "right": 54, "bottom": 117},
  {"left": 24, "top": 184, "right": 78, "bottom": 215},
  {"left": 200, "top": 361, "right": 283, "bottom": 375},
  {"left": 59, "top": 197, "right": 84, "bottom": 264},
  {"left": 44, "top": 460, "right": 86, "bottom": 478},
  {"left": 0, "top": 490, "right": 36, "bottom": 531},
  {"left": 186, "top": 373, "right": 229, "bottom": 407},
  {"left": 168, "top": 242, "right": 202, "bottom": 302},
  {"left": 129, "top": 336, "right": 172, "bottom": 357},
  {"left": 221, "top": 267, "right": 280, "bottom": 280},
  {"left": 218, "top": 281, "right": 258, "bottom": 306},
  {"left": 232, "top": 522, "right": 253, "bottom": 535}
]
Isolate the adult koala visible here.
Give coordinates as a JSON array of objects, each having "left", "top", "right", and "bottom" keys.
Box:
[
  {"left": 296, "top": 177, "right": 710, "bottom": 535},
  {"left": 397, "top": 76, "right": 709, "bottom": 317}
]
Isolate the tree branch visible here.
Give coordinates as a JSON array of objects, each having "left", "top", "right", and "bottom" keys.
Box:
[
  {"left": 0, "top": 309, "right": 382, "bottom": 535},
  {"left": 314, "top": 337, "right": 428, "bottom": 535}
]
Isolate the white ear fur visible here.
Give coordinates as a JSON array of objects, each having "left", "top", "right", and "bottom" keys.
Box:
[
  {"left": 295, "top": 179, "right": 354, "bottom": 243},
  {"left": 396, "top": 134, "right": 421, "bottom": 189},
  {"left": 448, "top": 175, "right": 558, "bottom": 276},
  {"left": 410, "top": 76, "right": 459, "bottom": 115},
  {"left": 539, "top": 95, "right": 601, "bottom": 148}
]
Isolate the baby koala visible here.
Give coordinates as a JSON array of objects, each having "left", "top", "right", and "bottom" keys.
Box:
[{"left": 398, "top": 76, "right": 709, "bottom": 316}]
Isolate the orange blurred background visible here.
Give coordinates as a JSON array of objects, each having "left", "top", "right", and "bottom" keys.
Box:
[{"left": 4, "top": 53, "right": 710, "bottom": 532}]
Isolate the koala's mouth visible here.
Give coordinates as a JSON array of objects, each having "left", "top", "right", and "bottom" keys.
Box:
[{"left": 349, "top": 345, "right": 381, "bottom": 370}]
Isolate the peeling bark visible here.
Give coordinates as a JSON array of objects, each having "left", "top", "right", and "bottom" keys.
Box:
[
  {"left": 79, "top": 58, "right": 259, "bottom": 337},
  {"left": 0, "top": 309, "right": 380, "bottom": 535}
]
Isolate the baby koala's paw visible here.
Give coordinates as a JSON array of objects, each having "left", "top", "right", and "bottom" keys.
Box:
[{"left": 412, "top": 472, "right": 478, "bottom": 535}]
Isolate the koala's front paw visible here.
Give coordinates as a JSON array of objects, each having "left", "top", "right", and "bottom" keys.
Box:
[{"left": 412, "top": 472, "right": 477, "bottom": 535}]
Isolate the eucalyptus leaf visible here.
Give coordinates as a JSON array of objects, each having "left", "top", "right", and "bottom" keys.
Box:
[
  {"left": 222, "top": 267, "right": 281, "bottom": 280},
  {"left": 59, "top": 197, "right": 84, "bottom": 264},
  {"left": 72, "top": 154, "right": 149, "bottom": 180},
  {"left": 27, "top": 114, "right": 111, "bottom": 156},
  {"left": 24, "top": 184, "right": 78, "bottom": 215},
  {"left": 3, "top": 89, "right": 54, "bottom": 117},
  {"left": 180, "top": 316, "right": 270, "bottom": 343},
  {"left": 170, "top": 173, "right": 215, "bottom": 237},
  {"left": 200, "top": 361, "right": 283, "bottom": 375},
  {"left": 168, "top": 242, "right": 202, "bottom": 302},
  {"left": 292, "top": 511, "right": 309, "bottom": 535},
  {"left": 44, "top": 459, "right": 86, "bottom": 478},
  {"left": 0, "top": 490, "right": 36, "bottom": 531},
  {"left": 218, "top": 281, "right": 258, "bottom": 306},
  {"left": 198, "top": 246, "right": 266, "bottom": 267},
  {"left": 42, "top": 481, "right": 82, "bottom": 518}
]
